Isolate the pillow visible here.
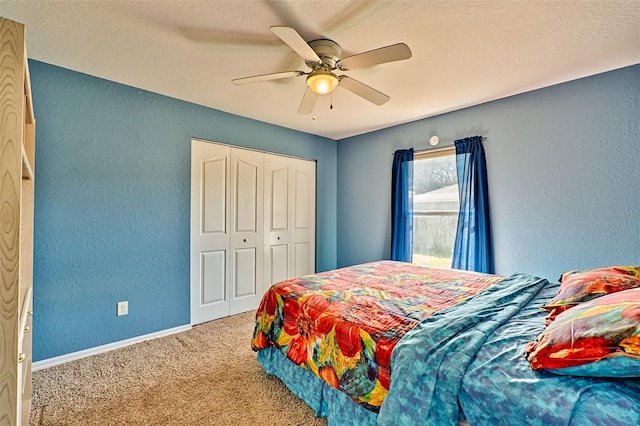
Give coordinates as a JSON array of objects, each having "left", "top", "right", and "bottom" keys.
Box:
[
  {"left": 543, "top": 268, "right": 640, "bottom": 316},
  {"left": 559, "top": 265, "right": 640, "bottom": 282},
  {"left": 526, "top": 288, "right": 640, "bottom": 377},
  {"left": 543, "top": 306, "right": 572, "bottom": 327}
]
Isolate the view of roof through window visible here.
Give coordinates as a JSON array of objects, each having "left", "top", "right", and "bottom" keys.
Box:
[{"left": 412, "top": 153, "right": 459, "bottom": 267}]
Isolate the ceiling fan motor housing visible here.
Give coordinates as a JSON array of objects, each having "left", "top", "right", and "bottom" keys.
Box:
[{"left": 306, "top": 39, "right": 343, "bottom": 69}]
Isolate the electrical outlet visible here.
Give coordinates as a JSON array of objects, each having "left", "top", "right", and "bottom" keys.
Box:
[{"left": 117, "top": 301, "right": 128, "bottom": 316}]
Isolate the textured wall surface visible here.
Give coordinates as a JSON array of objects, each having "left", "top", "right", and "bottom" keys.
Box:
[
  {"left": 30, "top": 60, "right": 337, "bottom": 361},
  {"left": 337, "top": 64, "right": 640, "bottom": 279},
  {"left": 29, "top": 60, "right": 640, "bottom": 362}
]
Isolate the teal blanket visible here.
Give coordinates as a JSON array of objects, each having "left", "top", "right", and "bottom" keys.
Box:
[{"left": 378, "top": 273, "right": 548, "bottom": 426}]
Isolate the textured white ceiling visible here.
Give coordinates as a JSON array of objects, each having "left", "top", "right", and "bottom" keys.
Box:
[{"left": 2, "top": 1, "right": 639, "bottom": 140}]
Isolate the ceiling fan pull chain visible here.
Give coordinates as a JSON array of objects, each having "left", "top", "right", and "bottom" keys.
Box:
[{"left": 330, "top": 91, "right": 334, "bottom": 110}]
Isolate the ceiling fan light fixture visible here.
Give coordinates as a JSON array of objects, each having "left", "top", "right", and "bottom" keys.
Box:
[{"left": 307, "top": 72, "right": 339, "bottom": 95}]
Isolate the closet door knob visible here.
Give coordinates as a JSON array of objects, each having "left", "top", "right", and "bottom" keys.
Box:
[
  {"left": 243, "top": 238, "right": 247, "bottom": 243},
  {"left": 277, "top": 236, "right": 280, "bottom": 240}
]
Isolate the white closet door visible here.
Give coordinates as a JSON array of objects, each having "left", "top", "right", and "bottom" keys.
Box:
[
  {"left": 290, "top": 158, "right": 316, "bottom": 277},
  {"left": 191, "top": 141, "right": 231, "bottom": 324},
  {"left": 264, "top": 154, "right": 291, "bottom": 288},
  {"left": 264, "top": 155, "right": 316, "bottom": 286},
  {"left": 191, "top": 140, "right": 313, "bottom": 324},
  {"left": 229, "top": 148, "right": 264, "bottom": 315}
]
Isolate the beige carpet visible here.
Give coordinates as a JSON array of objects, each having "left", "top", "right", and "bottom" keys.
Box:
[{"left": 30, "top": 311, "right": 327, "bottom": 426}]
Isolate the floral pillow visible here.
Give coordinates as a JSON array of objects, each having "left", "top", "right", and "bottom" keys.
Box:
[
  {"left": 559, "top": 266, "right": 640, "bottom": 282},
  {"left": 542, "top": 267, "right": 640, "bottom": 322},
  {"left": 526, "top": 288, "right": 640, "bottom": 377}
]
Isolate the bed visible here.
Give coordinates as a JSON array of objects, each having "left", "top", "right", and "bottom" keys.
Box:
[{"left": 251, "top": 260, "right": 640, "bottom": 425}]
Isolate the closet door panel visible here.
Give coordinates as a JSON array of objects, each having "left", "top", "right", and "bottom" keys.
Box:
[
  {"left": 191, "top": 141, "right": 231, "bottom": 324},
  {"left": 233, "top": 248, "right": 257, "bottom": 297},
  {"left": 234, "top": 159, "right": 259, "bottom": 233},
  {"left": 270, "top": 167, "right": 289, "bottom": 232},
  {"left": 264, "top": 154, "right": 291, "bottom": 287},
  {"left": 265, "top": 155, "right": 290, "bottom": 242},
  {"left": 291, "top": 159, "right": 316, "bottom": 277},
  {"left": 229, "top": 148, "right": 264, "bottom": 315},
  {"left": 268, "top": 244, "right": 289, "bottom": 286},
  {"left": 294, "top": 170, "right": 311, "bottom": 230},
  {"left": 293, "top": 242, "right": 312, "bottom": 278},
  {"left": 201, "top": 251, "right": 227, "bottom": 305},
  {"left": 202, "top": 158, "right": 227, "bottom": 234}
]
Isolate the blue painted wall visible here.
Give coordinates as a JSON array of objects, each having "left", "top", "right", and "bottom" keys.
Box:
[
  {"left": 29, "top": 60, "right": 337, "bottom": 361},
  {"left": 30, "top": 59, "right": 640, "bottom": 362},
  {"left": 337, "top": 64, "right": 640, "bottom": 280}
]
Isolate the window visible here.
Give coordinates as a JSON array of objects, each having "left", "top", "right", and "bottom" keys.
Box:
[{"left": 412, "top": 147, "right": 459, "bottom": 267}]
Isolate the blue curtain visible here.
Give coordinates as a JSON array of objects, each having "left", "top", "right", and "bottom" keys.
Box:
[
  {"left": 452, "top": 136, "right": 494, "bottom": 273},
  {"left": 391, "top": 149, "right": 414, "bottom": 262}
]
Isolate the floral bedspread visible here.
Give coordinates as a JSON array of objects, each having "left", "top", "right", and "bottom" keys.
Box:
[{"left": 251, "top": 260, "right": 503, "bottom": 411}]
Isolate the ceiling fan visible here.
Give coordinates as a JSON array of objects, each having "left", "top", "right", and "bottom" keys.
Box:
[{"left": 232, "top": 26, "right": 412, "bottom": 115}]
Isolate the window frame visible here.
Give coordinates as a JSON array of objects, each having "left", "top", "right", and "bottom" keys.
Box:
[{"left": 412, "top": 146, "right": 459, "bottom": 267}]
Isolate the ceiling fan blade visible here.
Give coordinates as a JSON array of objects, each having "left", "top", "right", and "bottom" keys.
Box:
[
  {"left": 338, "top": 43, "right": 412, "bottom": 70},
  {"left": 232, "top": 71, "right": 304, "bottom": 85},
  {"left": 297, "top": 88, "right": 318, "bottom": 115},
  {"left": 338, "top": 76, "right": 389, "bottom": 106},
  {"left": 270, "top": 26, "right": 321, "bottom": 64}
]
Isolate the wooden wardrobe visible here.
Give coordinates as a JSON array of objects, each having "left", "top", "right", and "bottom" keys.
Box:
[{"left": 0, "top": 17, "right": 35, "bottom": 425}]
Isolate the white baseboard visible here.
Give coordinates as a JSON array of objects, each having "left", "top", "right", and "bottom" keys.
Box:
[{"left": 32, "top": 324, "right": 192, "bottom": 371}]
